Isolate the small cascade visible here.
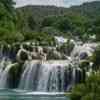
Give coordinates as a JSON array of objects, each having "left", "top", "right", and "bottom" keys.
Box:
[
  {"left": 0, "top": 58, "right": 12, "bottom": 88},
  {"left": 19, "top": 61, "right": 41, "bottom": 90},
  {"left": 70, "top": 43, "right": 97, "bottom": 66},
  {"left": 18, "top": 60, "right": 84, "bottom": 92},
  {"left": 37, "top": 63, "right": 65, "bottom": 92}
]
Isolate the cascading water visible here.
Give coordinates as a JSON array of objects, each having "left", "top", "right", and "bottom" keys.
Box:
[
  {"left": 0, "top": 58, "right": 11, "bottom": 88},
  {"left": 0, "top": 42, "right": 97, "bottom": 92},
  {"left": 19, "top": 61, "right": 41, "bottom": 90},
  {"left": 19, "top": 61, "right": 69, "bottom": 91},
  {"left": 18, "top": 60, "right": 84, "bottom": 92}
]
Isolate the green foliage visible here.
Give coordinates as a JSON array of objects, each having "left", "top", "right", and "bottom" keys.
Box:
[
  {"left": 0, "top": 0, "right": 19, "bottom": 44},
  {"left": 70, "top": 73, "right": 100, "bottom": 100},
  {"left": 0, "top": 0, "right": 100, "bottom": 44},
  {"left": 41, "top": 26, "right": 62, "bottom": 36},
  {"left": 59, "top": 40, "right": 75, "bottom": 55},
  {"left": 16, "top": 1, "right": 100, "bottom": 41},
  {"left": 91, "top": 46, "right": 100, "bottom": 70},
  {"left": 4, "top": 32, "right": 24, "bottom": 44},
  {"left": 23, "top": 32, "right": 55, "bottom": 46},
  {"left": 28, "top": 16, "right": 36, "bottom": 30},
  {"left": 0, "top": 27, "right": 24, "bottom": 44},
  {"left": 0, "top": 0, "right": 15, "bottom": 13},
  {"left": 70, "top": 1, "right": 100, "bottom": 18},
  {"left": 92, "top": 17, "right": 100, "bottom": 41},
  {"left": 9, "top": 63, "right": 23, "bottom": 88},
  {"left": 54, "top": 17, "right": 72, "bottom": 32},
  {"left": 79, "top": 60, "right": 90, "bottom": 69},
  {"left": 41, "top": 16, "right": 57, "bottom": 27}
]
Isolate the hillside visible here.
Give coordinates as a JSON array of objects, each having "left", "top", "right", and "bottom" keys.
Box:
[
  {"left": 16, "top": 5, "right": 68, "bottom": 22},
  {"left": 16, "top": 1, "right": 100, "bottom": 21},
  {"left": 15, "top": 1, "right": 100, "bottom": 40},
  {"left": 70, "top": 1, "right": 100, "bottom": 18}
]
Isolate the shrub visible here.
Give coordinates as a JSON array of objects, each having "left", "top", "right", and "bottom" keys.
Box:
[{"left": 70, "top": 73, "right": 100, "bottom": 100}]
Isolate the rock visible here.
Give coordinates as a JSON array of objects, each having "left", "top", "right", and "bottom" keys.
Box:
[
  {"left": 47, "top": 49, "right": 62, "bottom": 60},
  {"left": 8, "top": 63, "right": 23, "bottom": 88},
  {"left": 37, "top": 47, "right": 43, "bottom": 54},
  {"left": 43, "top": 47, "right": 49, "bottom": 54},
  {"left": 13, "top": 43, "right": 21, "bottom": 51},
  {"left": 22, "top": 43, "right": 33, "bottom": 52},
  {"left": 79, "top": 60, "right": 90, "bottom": 69},
  {"left": 61, "top": 55, "right": 71, "bottom": 60},
  {"left": 31, "top": 52, "right": 40, "bottom": 59},
  {"left": 59, "top": 40, "right": 75, "bottom": 56},
  {"left": 16, "top": 49, "right": 28, "bottom": 63},
  {"left": 79, "top": 52, "right": 88, "bottom": 60},
  {"left": 9, "top": 43, "right": 20, "bottom": 61}
]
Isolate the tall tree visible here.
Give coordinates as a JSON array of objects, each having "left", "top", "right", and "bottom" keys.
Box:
[{"left": 0, "top": 0, "right": 15, "bottom": 13}]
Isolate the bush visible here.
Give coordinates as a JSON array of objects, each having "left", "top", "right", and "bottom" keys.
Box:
[
  {"left": 59, "top": 40, "right": 75, "bottom": 56},
  {"left": 70, "top": 73, "right": 100, "bottom": 100},
  {"left": 41, "top": 26, "right": 62, "bottom": 36},
  {"left": 91, "top": 45, "right": 100, "bottom": 70},
  {"left": 23, "top": 32, "right": 56, "bottom": 46},
  {"left": 2, "top": 32, "right": 24, "bottom": 44}
]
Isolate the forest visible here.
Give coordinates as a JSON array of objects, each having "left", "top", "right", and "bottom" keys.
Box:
[{"left": 0, "top": 0, "right": 100, "bottom": 44}]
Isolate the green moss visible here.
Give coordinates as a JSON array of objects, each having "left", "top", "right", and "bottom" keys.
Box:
[
  {"left": 70, "top": 73, "right": 100, "bottom": 100},
  {"left": 8, "top": 63, "right": 23, "bottom": 88},
  {"left": 79, "top": 60, "right": 90, "bottom": 69}
]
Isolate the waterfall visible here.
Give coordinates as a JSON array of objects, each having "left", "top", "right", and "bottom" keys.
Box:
[
  {"left": 18, "top": 60, "right": 82, "bottom": 92},
  {"left": 0, "top": 42, "right": 97, "bottom": 91},
  {"left": 37, "top": 62, "right": 65, "bottom": 92},
  {"left": 0, "top": 58, "right": 12, "bottom": 88},
  {"left": 19, "top": 61, "right": 41, "bottom": 90}
]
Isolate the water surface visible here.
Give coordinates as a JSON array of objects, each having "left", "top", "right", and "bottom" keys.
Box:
[{"left": 0, "top": 89, "right": 69, "bottom": 100}]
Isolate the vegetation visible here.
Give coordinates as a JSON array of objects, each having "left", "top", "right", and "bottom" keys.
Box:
[
  {"left": 91, "top": 45, "right": 100, "bottom": 70},
  {"left": 58, "top": 39, "right": 75, "bottom": 56},
  {"left": 0, "top": 0, "right": 55, "bottom": 45},
  {"left": 70, "top": 73, "right": 100, "bottom": 100},
  {"left": 70, "top": 45, "right": 100, "bottom": 100},
  {"left": 16, "top": 1, "right": 100, "bottom": 41},
  {"left": 0, "top": 1, "right": 100, "bottom": 44}
]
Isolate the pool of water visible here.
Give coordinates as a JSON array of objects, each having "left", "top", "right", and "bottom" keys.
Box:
[{"left": 0, "top": 89, "right": 70, "bottom": 100}]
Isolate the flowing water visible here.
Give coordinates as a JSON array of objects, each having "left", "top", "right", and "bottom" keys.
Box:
[
  {"left": 0, "top": 89, "right": 69, "bottom": 100},
  {"left": 0, "top": 42, "right": 97, "bottom": 99},
  {"left": 19, "top": 60, "right": 74, "bottom": 92}
]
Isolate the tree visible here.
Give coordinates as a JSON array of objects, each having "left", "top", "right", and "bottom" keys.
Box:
[
  {"left": 91, "top": 45, "right": 100, "bottom": 70},
  {"left": 70, "top": 73, "right": 100, "bottom": 100},
  {"left": 41, "top": 16, "right": 56, "bottom": 27},
  {"left": 0, "top": 0, "right": 18, "bottom": 43},
  {"left": 90, "top": 17, "right": 100, "bottom": 41},
  {"left": 0, "top": 0, "right": 15, "bottom": 13},
  {"left": 28, "top": 16, "right": 36, "bottom": 30},
  {"left": 0, "top": 0, "right": 16, "bottom": 27},
  {"left": 54, "top": 17, "right": 72, "bottom": 32}
]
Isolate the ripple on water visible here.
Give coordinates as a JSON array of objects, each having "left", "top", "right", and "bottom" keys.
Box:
[{"left": 0, "top": 89, "right": 70, "bottom": 100}]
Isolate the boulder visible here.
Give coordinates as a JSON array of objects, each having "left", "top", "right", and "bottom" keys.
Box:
[
  {"left": 16, "top": 49, "right": 28, "bottom": 63},
  {"left": 22, "top": 43, "right": 33, "bottom": 52},
  {"left": 79, "top": 52, "right": 88, "bottom": 60},
  {"left": 47, "top": 49, "right": 62, "bottom": 60}
]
